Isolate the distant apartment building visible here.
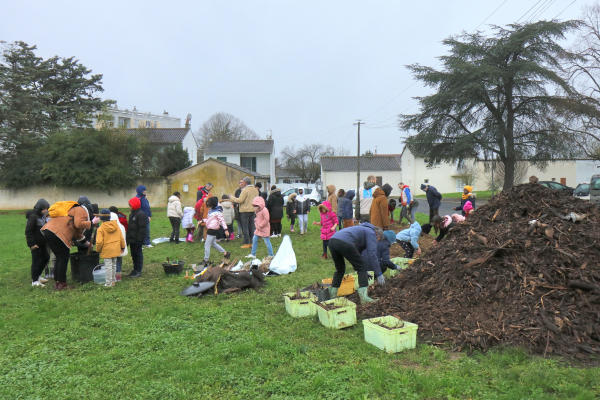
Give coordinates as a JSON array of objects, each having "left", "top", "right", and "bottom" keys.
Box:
[{"left": 100, "top": 105, "right": 182, "bottom": 129}]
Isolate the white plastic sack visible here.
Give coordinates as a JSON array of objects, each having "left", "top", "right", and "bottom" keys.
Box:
[
  {"left": 151, "top": 237, "right": 171, "bottom": 244},
  {"left": 231, "top": 260, "right": 244, "bottom": 272},
  {"left": 563, "top": 212, "right": 587, "bottom": 222},
  {"left": 269, "top": 235, "right": 297, "bottom": 275}
]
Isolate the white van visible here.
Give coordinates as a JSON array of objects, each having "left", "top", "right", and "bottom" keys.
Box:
[
  {"left": 590, "top": 175, "right": 600, "bottom": 205},
  {"left": 281, "top": 186, "right": 322, "bottom": 206}
]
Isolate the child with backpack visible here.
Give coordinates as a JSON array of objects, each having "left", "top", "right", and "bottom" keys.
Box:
[
  {"left": 313, "top": 200, "right": 338, "bottom": 259},
  {"left": 182, "top": 206, "right": 196, "bottom": 242},
  {"left": 203, "top": 197, "right": 231, "bottom": 264},
  {"left": 109, "top": 206, "right": 128, "bottom": 281},
  {"left": 96, "top": 209, "right": 126, "bottom": 287}
]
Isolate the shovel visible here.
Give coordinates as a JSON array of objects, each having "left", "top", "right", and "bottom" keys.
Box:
[{"left": 87, "top": 227, "right": 96, "bottom": 255}]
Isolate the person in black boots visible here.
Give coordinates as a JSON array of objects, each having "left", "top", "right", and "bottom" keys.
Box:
[
  {"left": 267, "top": 186, "right": 284, "bottom": 237},
  {"left": 26, "top": 199, "right": 50, "bottom": 287},
  {"left": 126, "top": 197, "right": 148, "bottom": 278}
]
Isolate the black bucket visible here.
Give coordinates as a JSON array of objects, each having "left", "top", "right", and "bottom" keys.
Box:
[
  {"left": 301, "top": 284, "right": 330, "bottom": 302},
  {"left": 162, "top": 261, "right": 185, "bottom": 275},
  {"left": 70, "top": 251, "right": 100, "bottom": 283}
]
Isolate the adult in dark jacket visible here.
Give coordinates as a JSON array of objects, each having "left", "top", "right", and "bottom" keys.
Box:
[
  {"left": 234, "top": 181, "right": 243, "bottom": 238},
  {"left": 453, "top": 185, "right": 477, "bottom": 216},
  {"left": 420, "top": 184, "right": 442, "bottom": 223},
  {"left": 328, "top": 223, "right": 385, "bottom": 304},
  {"left": 267, "top": 187, "right": 284, "bottom": 237},
  {"left": 286, "top": 193, "right": 297, "bottom": 232},
  {"left": 341, "top": 190, "right": 355, "bottom": 229},
  {"left": 127, "top": 197, "right": 148, "bottom": 278},
  {"left": 432, "top": 215, "right": 455, "bottom": 244},
  {"left": 26, "top": 199, "right": 50, "bottom": 286},
  {"left": 136, "top": 185, "right": 152, "bottom": 247},
  {"left": 361, "top": 230, "right": 397, "bottom": 275}
]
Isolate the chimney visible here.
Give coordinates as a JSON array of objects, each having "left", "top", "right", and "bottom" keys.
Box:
[
  {"left": 375, "top": 146, "right": 378, "bottom": 155},
  {"left": 133, "top": 106, "right": 137, "bottom": 111},
  {"left": 185, "top": 120, "right": 190, "bottom": 129},
  {"left": 163, "top": 110, "right": 168, "bottom": 116}
]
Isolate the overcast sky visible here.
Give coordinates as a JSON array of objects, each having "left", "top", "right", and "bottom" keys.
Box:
[{"left": 1, "top": 0, "right": 583, "bottom": 156}]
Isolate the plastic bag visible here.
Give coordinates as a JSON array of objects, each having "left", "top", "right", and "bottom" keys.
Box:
[
  {"left": 563, "top": 212, "right": 587, "bottom": 222},
  {"left": 231, "top": 260, "right": 244, "bottom": 272},
  {"left": 151, "top": 237, "right": 171, "bottom": 244},
  {"left": 268, "top": 235, "right": 297, "bottom": 275}
]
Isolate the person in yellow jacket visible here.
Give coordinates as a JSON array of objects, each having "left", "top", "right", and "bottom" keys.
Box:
[
  {"left": 96, "top": 208, "right": 126, "bottom": 287},
  {"left": 230, "top": 177, "right": 259, "bottom": 248}
]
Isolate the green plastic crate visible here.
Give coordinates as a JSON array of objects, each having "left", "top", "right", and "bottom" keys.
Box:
[
  {"left": 362, "top": 316, "right": 418, "bottom": 353},
  {"left": 390, "top": 257, "right": 412, "bottom": 269},
  {"left": 351, "top": 272, "right": 374, "bottom": 289},
  {"left": 284, "top": 291, "right": 317, "bottom": 318},
  {"left": 317, "top": 297, "right": 357, "bottom": 329}
]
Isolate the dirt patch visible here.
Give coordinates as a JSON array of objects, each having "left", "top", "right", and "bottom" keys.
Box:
[
  {"left": 387, "top": 221, "right": 435, "bottom": 258},
  {"left": 357, "top": 184, "right": 600, "bottom": 360}
]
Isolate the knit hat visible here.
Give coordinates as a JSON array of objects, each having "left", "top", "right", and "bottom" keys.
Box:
[
  {"left": 421, "top": 223, "right": 432, "bottom": 235},
  {"left": 464, "top": 201, "right": 473, "bottom": 213},
  {"left": 383, "top": 230, "right": 396, "bottom": 246},
  {"left": 129, "top": 197, "right": 141, "bottom": 210},
  {"left": 99, "top": 208, "right": 111, "bottom": 221},
  {"left": 78, "top": 195, "right": 91, "bottom": 205}
]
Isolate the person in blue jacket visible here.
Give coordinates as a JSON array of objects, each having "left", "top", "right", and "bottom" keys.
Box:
[
  {"left": 341, "top": 190, "right": 355, "bottom": 229},
  {"left": 328, "top": 223, "right": 385, "bottom": 304},
  {"left": 362, "top": 230, "right": 398, "bottom": 275},
  {"left": 136, "top": 185, "right": 152, "bottom": 247},
  {"left": 420, "top": 184, "right": 442, "bottom": 223},
  {"left": 396, "top": 222, "right": 432, "bottom": 259}
]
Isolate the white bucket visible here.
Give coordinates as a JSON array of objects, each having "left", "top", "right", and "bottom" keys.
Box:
[{"left": 93, "top": 265, "right": 106, "bottom": 284}]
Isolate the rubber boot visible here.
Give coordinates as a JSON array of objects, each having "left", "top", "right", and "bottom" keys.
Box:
[
  {"left": 320, "top": 253, "right": 327, "bottom": 260},
  {"left": 290, "top": 226, "right": 294, "bottom": 232},
  {"left": 328, "top": 286, "right": 338, "bottom": 299},
  {"left": 55, "top": 281, "right": 73, "bottom": 291},
  {"left": 357, "top": 287, "right": 377, "bottom": 304}
]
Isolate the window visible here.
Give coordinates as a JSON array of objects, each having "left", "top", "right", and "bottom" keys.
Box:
[
  {"left": 153, "top": 121, "right": 158, "bottom": 128},
  {"left": 574, "top": 184, "right": 590, "bottom": 196},
  {"left": 217, "top": 157, "right": 227, "bottom": 162},
  {"left": 145, "top": 120, "right": 151, "bottom": 128},
  {"left": 183, "top": 184, "right": 189, "bottom": 193},
  {"left": 118, "top": 117, "right": 130, "bottom": 127},
  {"left": 376, "top": 176, "right": 382, "bottom": 187},
  {"left": 591, "top": 177, "right": 600, "bottom": 190},
  {"left": 134, "top": 119, "right": 139, "bottom": 128},
  {"left": 424, "top": 179, "right": 429, "bottom": 184},
  {"left": 551, "top": 178, "right": 556, "bottom": 182},
  {"left": 304, "top": 189, "right": 313, "bottom": 194},
  {"left": 241, "top": 157, "right": 257, "bottom": 172}
]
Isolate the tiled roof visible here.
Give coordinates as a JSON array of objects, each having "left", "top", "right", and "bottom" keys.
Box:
[
  {"left": 321, "top": 156, "right": 401, "bottom": 172},
  {"left": 126, "top": 128, "right": 192, "bottom": 144},
  {"left": 204, "top": 140, "right": 274, "bottom": 154},
  {"left": 168, "top": 157, "right": 263, "bottom": 177}
]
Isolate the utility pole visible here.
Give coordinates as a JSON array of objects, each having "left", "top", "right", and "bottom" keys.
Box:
[
  {"left": 354, "top": 120, "right": 365, "bottom": 220},
  {"left": 491, "top": 158, "right": 495, "bottom": 197}
]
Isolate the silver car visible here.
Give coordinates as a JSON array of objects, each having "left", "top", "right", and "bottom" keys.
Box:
[{"left": 282, "top": 187, "right": 321, "bottom": 206}]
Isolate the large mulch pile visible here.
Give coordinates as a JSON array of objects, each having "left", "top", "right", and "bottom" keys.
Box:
[{"left": 358, "top": 183, "right": 600, "bottom": 359}]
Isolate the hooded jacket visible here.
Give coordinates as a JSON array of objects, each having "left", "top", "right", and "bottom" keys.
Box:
[
  {"left": 182, "top": 207, "right": 196, "bottom": 229},
  {"left": 25, "top": 199, "right": 50, "bottom": 248},
  {"left": 326, "top": 185, "right": 337, "bottom": 213},
  {"left": 369, "top": 187, "right": 389, "bottom": 230},
  {"left": 136, "top": 185, "right": 152, "bottom": 218},
  {"left": 341, "top": 190, "right": 355, "bottom": 220},
  {"left": 42, "top": 204, "right": 92, "bottom": 249},
  {"left": 110, "top": 212, "right": 128, "bottom": 256},
  {"left": 456, "top": 193, "right": 476, "bottom": 216},
  {"left": 204, "top": 205, "right": 227, "bottom": 232},
  {"left": 286, "top": 193, "right": 297, "bottom": 218},
  {"left": 127, "top": 197, "right": 148, "bottom": 245},
  {"left": 318, "top": 201, "right": 338, "bottom": 241},
  {"left": 396, "top": 221, "right": 422, "bottom": 249},
  {"left": 197, "top": 193, "right": 214, "bottom": 225},
  {"left": 400, "top": 185, "right": 412, "bottom": 206},
  {"left": 336, "top": 195, "right": 346, "bottom": 217},
  {"left": 358, "top": 182, "right": 379, "bottom": 215},
  {"left": 167, "top": 195, "right": 183, "bottom": 218},
  {"left": 420, "top": 184, "right": 442, "bottom": 209},
  {"left": 362, "top": 230, "right": 396, "bottom": 273},
  {"left": 221, "top": 200, "right": 235, "bottom": 225},
  {"left": 435, "top": 216, "right": 455, "bottom": 242},
  {"left": 266, "top": 189, "right": 284, "bottom": 220},
  {"left": 96, "top": 220, "right": 126, "bottom": 259},
  {"left": 294, "top": 194, "right": 311, "bottom": 215},
  {"left": 231, "top": 185, "right": 259, "bottom": 213},
  {"left": 253, "top": 196, "right": 271, "bottom": 237},
  {"left": 331, "top": 223, "right": 382, "bottom": 276}
]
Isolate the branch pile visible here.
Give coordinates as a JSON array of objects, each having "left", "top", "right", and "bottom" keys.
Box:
[{"left": 360, "top": 183, "right": 600, "bottom": 358}]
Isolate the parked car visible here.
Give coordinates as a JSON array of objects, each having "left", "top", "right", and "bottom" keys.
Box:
[
  {"left": 573, "top": 183, "right": 590, "bottom": 201},
  {"left": 591, "top": 174, "right": 600, "bottom": 205},
  {"left": 539, "top": 181, "right": 575, "bottom": 195},
  {"left": 282, "top": 186, "right": 321, "bottom": 206}
]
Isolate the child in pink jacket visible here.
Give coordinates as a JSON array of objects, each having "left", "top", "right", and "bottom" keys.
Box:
[
  {"left": 246, "top": 196, "right": 274, "bottom": 259},
  {"left": 203, "top": 197, "right": 231, "bottom": 264},
  {"left": 313, "top": 200, "right": 338, "bottom": 259}
]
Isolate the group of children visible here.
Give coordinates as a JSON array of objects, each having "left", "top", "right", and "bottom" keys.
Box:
[{"left": 26, "top": 194, "right": 150, "bottom": 289}]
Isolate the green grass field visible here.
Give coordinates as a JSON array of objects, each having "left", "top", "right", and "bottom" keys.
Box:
[{"left": 1, "top": 208, "right": 598, "bottom": 399}]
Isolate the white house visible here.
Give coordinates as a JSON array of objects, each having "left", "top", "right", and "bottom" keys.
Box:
[
  {"left": 320, "top": 155, "right": 402, "bottom": 196},
  {"left": 401, "top": 145, "right": 600, "bottom": 193},
  {"left": 126, "top": 127, "right": 198, "bottom": 165},
  {"left": 203, "top": 140, "right": 276, "bottom": 186},
  {"left": 101, "top": 105, "right": 182, "bottom": 128}
]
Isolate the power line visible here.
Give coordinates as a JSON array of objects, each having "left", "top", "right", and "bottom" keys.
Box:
[
  {"left": 516, "top": 0, "right": 544, "bottom": 23},
  {"left": 526, "top": 0, "right": 551, "bottom": 21},
  {"left": 473, "top": 0, "right": 509, "bottom": 31},
  {"left": 554, "top": 0, "right": 576, "bottom": 19}
]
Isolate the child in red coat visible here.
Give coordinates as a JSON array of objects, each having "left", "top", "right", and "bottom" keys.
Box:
[{"left": 313, "top": 200, "right": 338, "bottom": 259}]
